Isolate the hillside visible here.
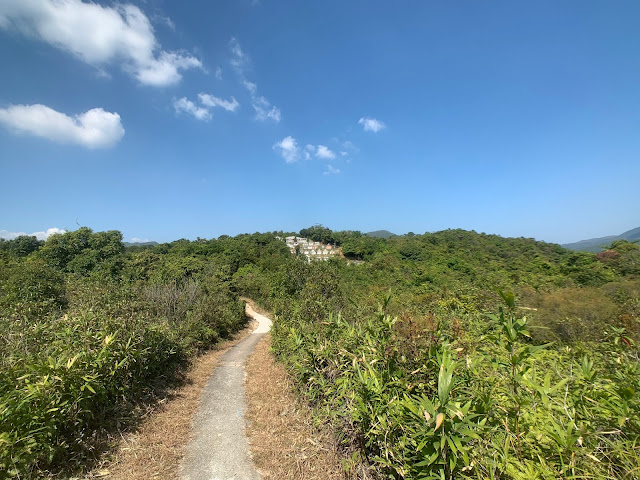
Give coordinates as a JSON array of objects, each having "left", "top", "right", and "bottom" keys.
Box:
[
  {"left": 364, "top": 229, "right": 396, "bottom": 238},
  {"left": 123, "top": 241, "right": 158, "bottom": 248},
  {"left": 563, "top": 225, "right": 640, "bottom": 252},
  {"left": 2, "top": 227, "right": 639, "bottom": 479}
]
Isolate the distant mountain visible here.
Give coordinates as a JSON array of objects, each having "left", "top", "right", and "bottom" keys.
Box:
[
  {"left": 365, "top": 230, "right": 396, "bottom": 239},
  {"left": 563, "top": 226, "right": 640, "bottom": 253},
  {"left": 124, "top": 241, "right": 158, "bottom": 248}
]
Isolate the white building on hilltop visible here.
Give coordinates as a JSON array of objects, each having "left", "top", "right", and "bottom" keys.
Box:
[{"left": 282, "top": 236, "right": 340, "bottom": 261}]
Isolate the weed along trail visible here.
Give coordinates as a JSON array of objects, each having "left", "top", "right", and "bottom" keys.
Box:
[{"left": 179, "top": 304, "right": 272, "bottom": 480}]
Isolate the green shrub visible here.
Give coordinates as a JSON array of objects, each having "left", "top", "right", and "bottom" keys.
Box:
[
  {"left": 0, "top": 260, "right": 67, "bottom": 320},
  {"left": 271, "top": 292, "right": 640, "bottom": 479}
]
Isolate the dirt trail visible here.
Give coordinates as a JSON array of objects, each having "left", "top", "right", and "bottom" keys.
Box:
[{"left": 179, "top": 304, "right": 271, "bottom": 480}]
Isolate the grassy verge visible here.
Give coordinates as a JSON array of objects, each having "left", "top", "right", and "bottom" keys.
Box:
[
  {"left": 246, "top": 333, "right": 370, "bottom": 480},
  {"left": 271, "top": 298, "right": 640, "bottom": 479}
]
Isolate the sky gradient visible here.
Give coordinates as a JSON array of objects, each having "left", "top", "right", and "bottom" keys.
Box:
[{"left": 1, "top": 0, "right": 639, "bottom": 244}]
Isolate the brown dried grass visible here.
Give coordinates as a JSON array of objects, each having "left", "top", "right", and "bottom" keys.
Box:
[
  {"left": 246, "top": 334, "right": 367, "bottom": 480},
  {"left": 82, "top": 320, "right": 257, "bottom": 480}
]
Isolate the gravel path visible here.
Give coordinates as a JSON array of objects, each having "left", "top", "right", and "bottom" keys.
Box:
[{"left": 179, "top": 305, "right": 272, "bottom": 480}]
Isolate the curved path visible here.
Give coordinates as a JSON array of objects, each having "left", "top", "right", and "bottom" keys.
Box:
[{"left": 179, "top": 304, "right": 272, "bottom": 480}]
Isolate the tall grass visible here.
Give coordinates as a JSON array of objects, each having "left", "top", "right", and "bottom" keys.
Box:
[
  {"left": 271, "top": 294, "right": 640, "bottom": 479},
  {"left": 0, "top": 274, "right": 245, "bottom": 478}
]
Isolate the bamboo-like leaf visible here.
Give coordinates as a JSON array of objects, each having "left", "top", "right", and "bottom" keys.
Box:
[{"left": 435, "top": 412, "right": 444, "bottom": 431}]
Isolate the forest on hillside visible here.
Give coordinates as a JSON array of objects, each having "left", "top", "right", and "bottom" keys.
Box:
[{"left": 1, "top": 227, "right": 639, "bottom": 479}]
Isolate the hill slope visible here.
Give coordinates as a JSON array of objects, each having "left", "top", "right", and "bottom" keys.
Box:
[
  {"left": 563, "top": 226, "right": 640, "bottom": 252},
  {"left": 365, "top": 230, "right": 396, "bottom": 238}
]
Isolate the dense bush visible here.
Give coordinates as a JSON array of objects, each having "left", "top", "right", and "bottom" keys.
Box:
[
  {"left": 271, "top": 293, "right": 640, "bottom": 479},
  {"left": 259, "top": 228, "right": 640, "bottom": 479},
  {"left": 2, "top": 225, "right": 638, "bottom": 479},
  {"left": 0, "top": 261, "right": 67, "bottom": 320},
  {"left": 0, "top": 229, "right": 254, "bottom": 478}
]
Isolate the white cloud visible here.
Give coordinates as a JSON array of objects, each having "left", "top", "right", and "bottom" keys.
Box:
[
  {"left": 215, "top": 66, "right": 223, "bottom": 80},
  {"left": 0, "top": 0, "right": 202, "bottom": 86},
  {"left": 323, "top": 165, "right": 341, "bottom": 176},
  {"left": 304, "top": 144, "right": 315, "bottom": 160},
  {"left": 273, "top": 136, "right": 299, "bottom": 163},
  {"left": 342, "top": 140, "right": 359, "bottom": 152},
  {"left": 316, "top": 145, "right": 336, "bottom": 160},
  {"left": 0, "top": 227, "right": 65, "bottom": 240},
  {"left": 198, "top": 93, "right": 239, "bottom": 112},
  {"left": 130, "top": 237, "right": 150, "bottom": 243},
  {"left": 173, "top": 97, "right": 211, "bottom": 121},
  {"left": 161, "top": 16, "right": 175, "bottom": 31},
  {"left": 340, "top": 151, "right": 348, "bottom": 156},
  {"left": 253, "top": 96, "right": 280, "bottom": 122},
  {"left": 229, "top": 37, "right": 280, "bottom": 123},
  {"left": 0, "top": 104, "right": 124, "bottom": 148},
  {"left": 136, "top": 51, "right": 201, "bottom": 87},
  {"left": 358, "top": 117, "right": 386, "bottom": 133},
  {"left": 229, "top": 37, "right": 249, "bottom": 73},
  {"left": 174, "top": 93, "right": 240, "bottom": 121},
  {"left": 243, "top": 80, "right": 258, "bottom": 96}
]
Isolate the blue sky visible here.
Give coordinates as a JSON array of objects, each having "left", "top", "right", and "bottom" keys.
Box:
[{"left": 1, "top": 0, "right": 639, "bottom": 244}]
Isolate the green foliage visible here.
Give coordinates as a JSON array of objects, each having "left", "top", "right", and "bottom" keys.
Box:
[
  {"left": 3, "top": 225, "right": 639, "bottom": 479},
  {"left": 37, "top": 227, "right": 124, "bottom": 275},
  {"left": 597, "top": 240, "right": 640, "bottom": 277},
  {"left": 0, "top": 260, "right": 67, "bottom": 319},
  {"left": 0, "top": 230, "right": 266, "bottom": 478},
  {"left": 271, "top": 291, "right": 640, "bottom": 479},
  {"left": 299, "top": 224, "right": 339, "bottom": 245},
  {"left": 0, "top": 235, "right": 43, "bottom": 257}
]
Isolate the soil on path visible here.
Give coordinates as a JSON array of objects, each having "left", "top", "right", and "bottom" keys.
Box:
[{"left": 245, "top": 334, "right": 355, "bottom": 480}]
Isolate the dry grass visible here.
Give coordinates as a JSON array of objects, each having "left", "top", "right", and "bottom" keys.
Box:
[
  {"left": 82, "top": 320, "right": 257, "bottom": 480},
  {"left": 246, "top": 334, "right": 369, "bottom": 480},
  {"left": 82, "top": 301, "right": 368, "bottom": 480}
]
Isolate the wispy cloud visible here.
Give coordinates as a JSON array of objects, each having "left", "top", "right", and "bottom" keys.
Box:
[
  {"left": 229, "top": 37, "right": 249, "bottom": 73},
  {"left": 130, "top": 237, "right": 150, "bottom": 243},
  {"left": 304, "top": 144, "right": 315, "bottom": 160},
  {"left": 242, "top": 80, "right": 257, "bottom": 96},
  {"left": 0, "top": 0, "right": 202, "bottom": 86},
  {"left": 0, "top": 104, "right": 124, "bottom": 148},
  {"left": 316, "top": 145, "right": 336, "bottom": 160},
  {"left": 174, "top": 93, "right": 240, "bottom": 121},
  {"left": 253, "top": 96, "right": 281, "bottom": 122},
  {"left": 273, "top": 136, "right": 299, "bottom": 163},
  {"left": 358, "top": 117, "right": 386, "bottom": 133},
  {"left": 174, "top": 97, "right": 211, "bottom": 121},
  {"left": 323, "top": 165, "right": 341, "bottom": 175},
  {"left": 215, "top": 66, "right": 223, "bottom": 80},
  {"left": 160, "top": 15, "right": 175, "bottom": 31},
  {"left": 229, "top": 37, "right": 280, "bottom": 123},
  {"left": 198, "top": 94, "right": 239, "bottom": 112},
  {"left": 0, "top": 227, "right": 65, "bottom": 240},
  {"left": 342, "top": 140, "right": 359, "bottom": 152}
]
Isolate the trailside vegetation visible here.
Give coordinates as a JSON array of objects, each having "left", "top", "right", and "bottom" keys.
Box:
[
  {"left": 242, "top": 228, "right": 640, "bottom": 480},
  {"left": 0, "top": 228, "right": 288, "bottom": 478},
  {"left": 1, "top": 226, "right": 639, "bottom": 479}
]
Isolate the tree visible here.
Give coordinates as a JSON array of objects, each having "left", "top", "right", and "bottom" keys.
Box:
[
  {"left": 0, "top": 235, "right": 43, "bottom": 257},
  {"left": 38, "top": 227, "right": 124, "bottom": 274},
  {"left": 299, "top": 225, "right": 337, "bottom": 244}
]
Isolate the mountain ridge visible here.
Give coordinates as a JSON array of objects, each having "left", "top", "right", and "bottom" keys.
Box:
[{"left": 562, "top": 226, "right": 640, "bottom": 253}]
